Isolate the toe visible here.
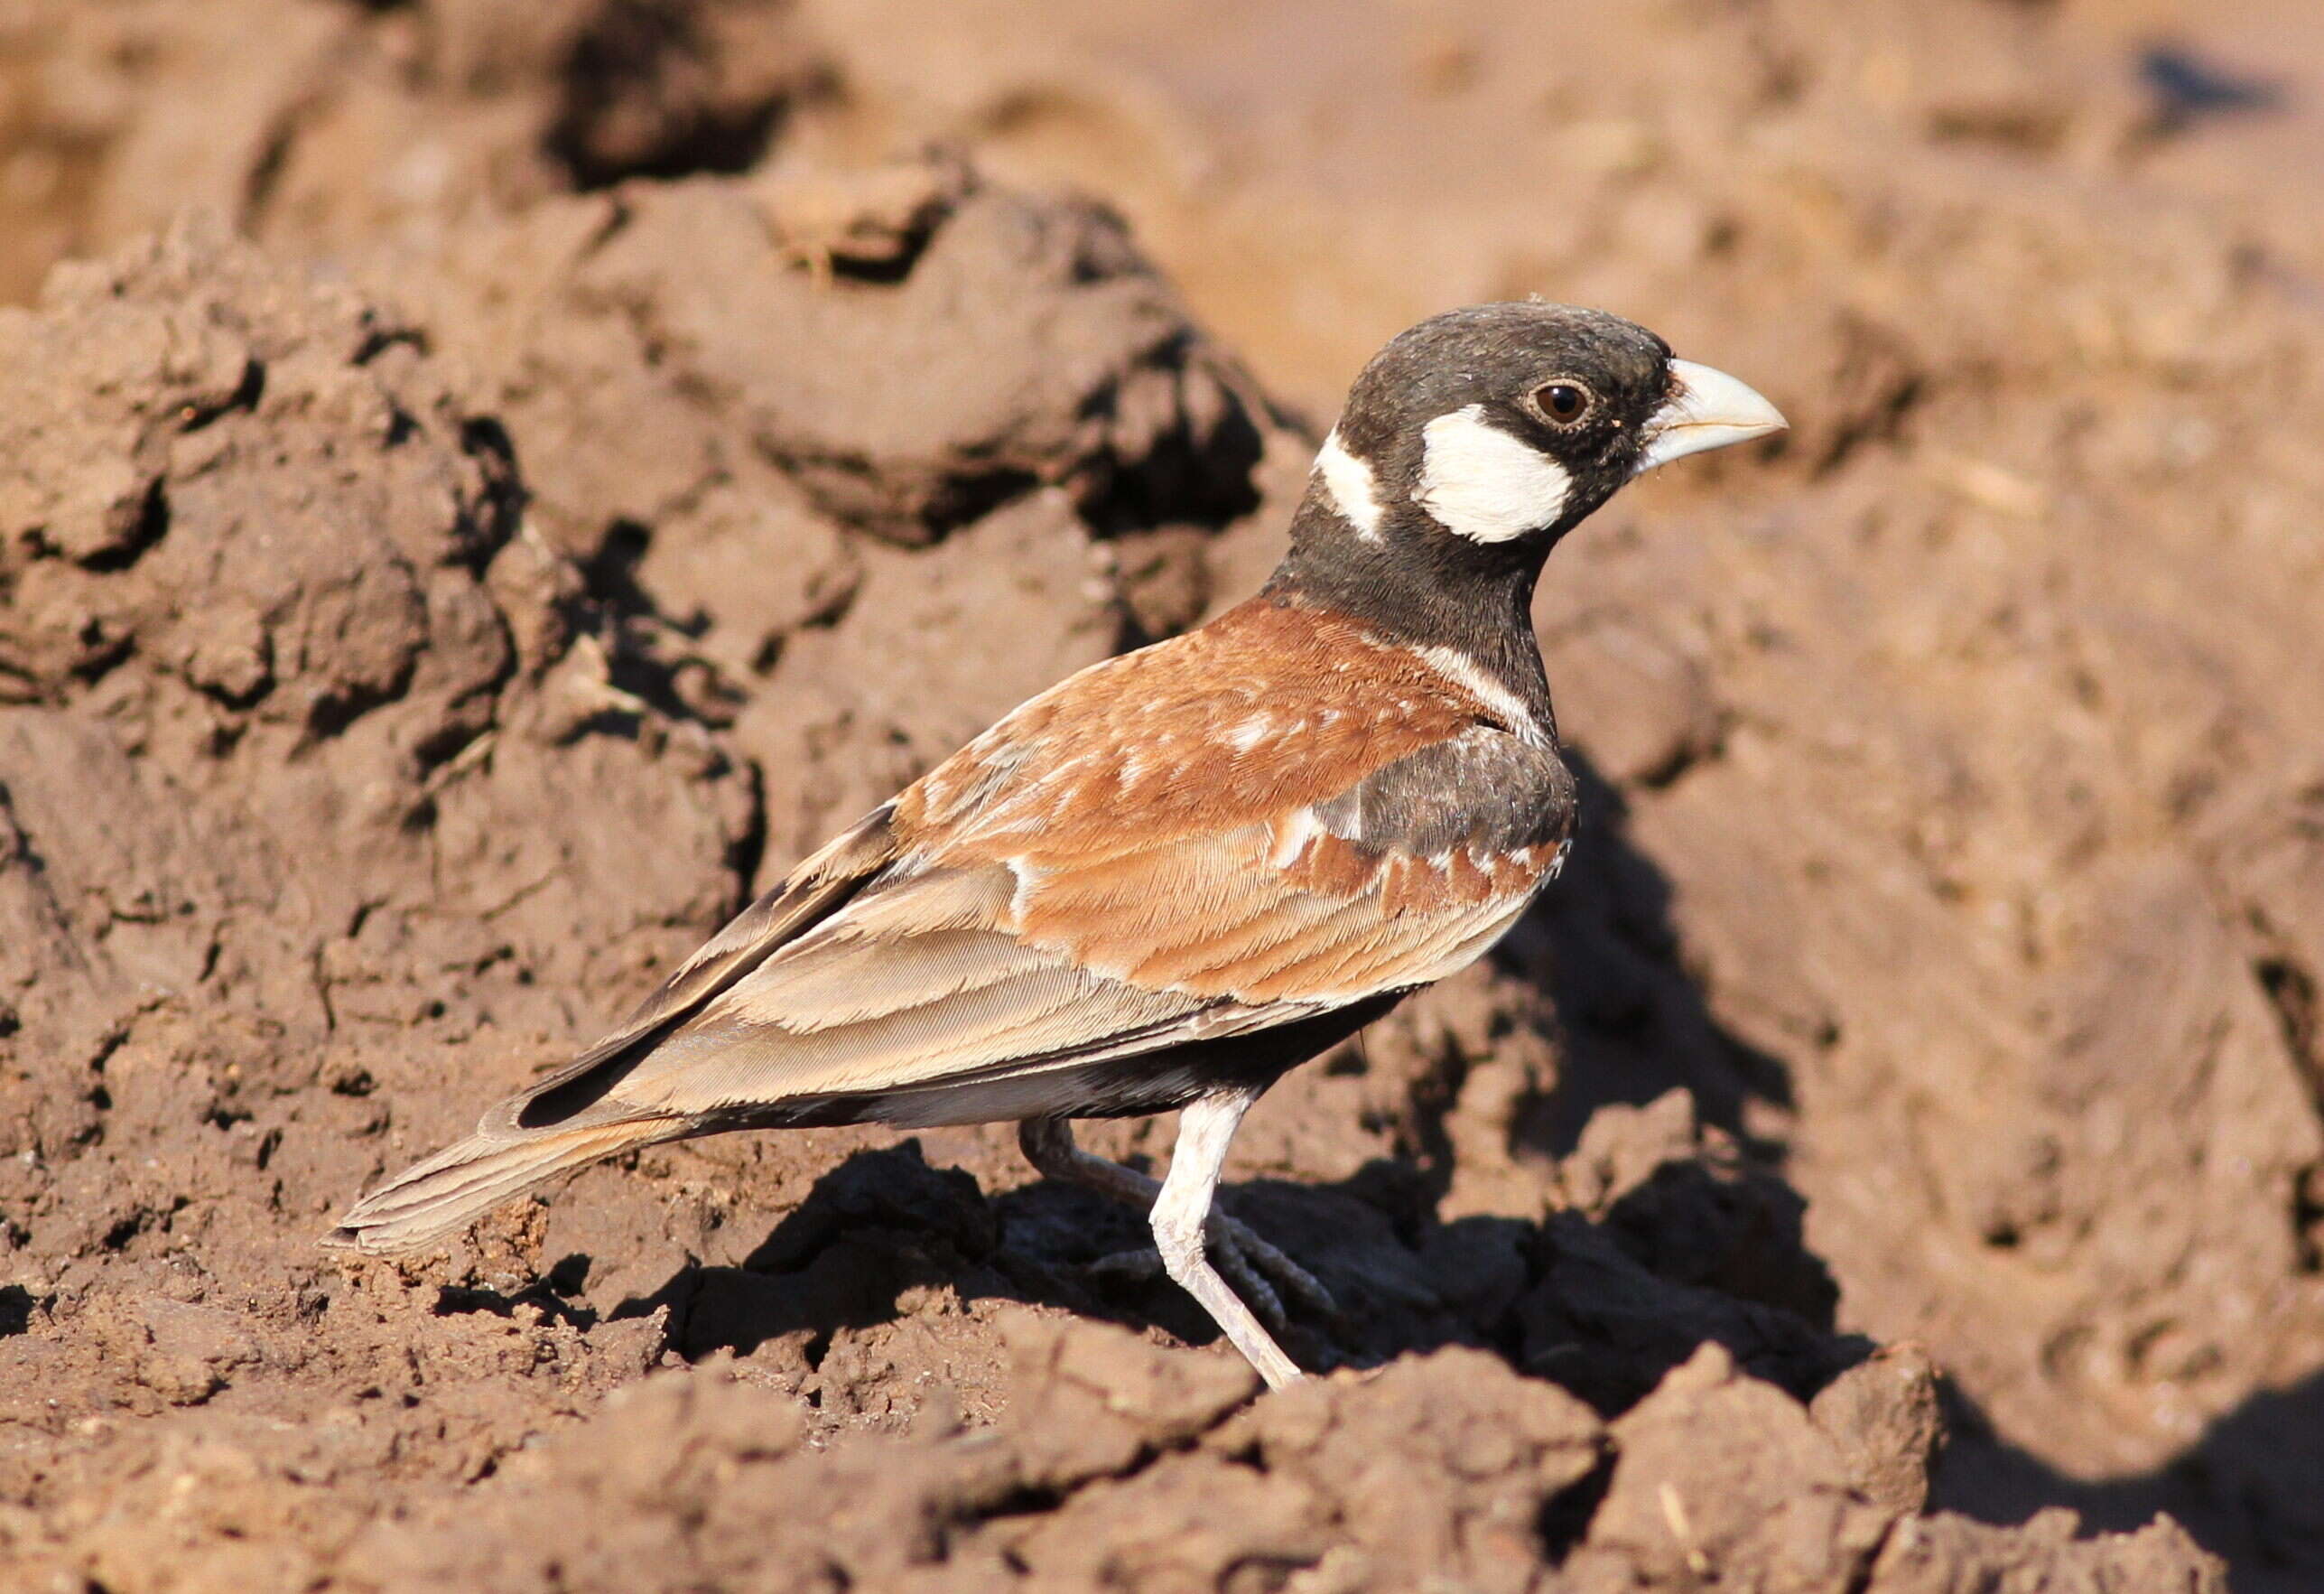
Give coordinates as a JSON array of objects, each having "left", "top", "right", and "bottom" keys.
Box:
[
  {"left": 1210, "top": 1234, "right": 1289, "bottom": 1331},
  {"left": 1086, "top": 1246, "right": 1166, "bottom": 1284},
  {"left": 1210, "top": 1215, "right": 1335, "bottom": 1318}
]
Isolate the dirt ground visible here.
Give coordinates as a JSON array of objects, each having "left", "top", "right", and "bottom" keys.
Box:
[{"left": 3, "top": 1, "right": 2321, "bottom": 1589}]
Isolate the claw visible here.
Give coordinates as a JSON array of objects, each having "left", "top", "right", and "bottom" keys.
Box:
[
  {"left": 1083, "top": 1210, "right": 1334, "bottom": 1335},
  {"left": 1210, "top": 1212, "right": 1334, "bottom": 1319},
  {"left": 1210, "top": 1232, "right": 1288, "bottom": 1330}
]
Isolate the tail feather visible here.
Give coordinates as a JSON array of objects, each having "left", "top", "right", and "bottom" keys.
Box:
[{"left": 321, "top": 1118, "right": 672, "bottom": 1255}]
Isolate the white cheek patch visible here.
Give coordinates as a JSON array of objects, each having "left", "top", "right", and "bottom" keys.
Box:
[
  {"left": 1414, "top": 405, "right": 1571, "bottom": 543},
  {"left": 1314, "top": 428, "right": 1385, "bottom": 540}
]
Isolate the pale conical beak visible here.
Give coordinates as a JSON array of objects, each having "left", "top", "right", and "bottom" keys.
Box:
[{"left": 1634, "top": 358, "right": 1787, "bottom": 474}]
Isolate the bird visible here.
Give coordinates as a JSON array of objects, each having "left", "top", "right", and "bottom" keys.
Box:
[{"left": 323, "top": 302, "right": 1785, "bottom": 1390}]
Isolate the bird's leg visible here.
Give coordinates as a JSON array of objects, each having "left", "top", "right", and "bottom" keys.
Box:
[
  {"left": 1018, "top": 1114, "right": 1164, "bottom": 1207},
  {"left": 1016, "top": 1113, "right": 1333, "bottom": 1331},
  {"left": 1149, "top": 1089, "right": 1305, "bottom": 1390}
]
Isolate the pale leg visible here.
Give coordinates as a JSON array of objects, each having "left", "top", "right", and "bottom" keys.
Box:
[{"left": 1149, "top": 1089, "right": 1306, "bottom": 1390}]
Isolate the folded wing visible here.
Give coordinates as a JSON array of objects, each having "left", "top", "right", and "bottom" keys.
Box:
[{"left": 324, "top": 600, "right": 1574, "bottom": 1253}]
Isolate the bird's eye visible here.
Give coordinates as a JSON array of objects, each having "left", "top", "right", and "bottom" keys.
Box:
[{"left": 1533, "top": 380, "right": 1593, "bottom": 425}]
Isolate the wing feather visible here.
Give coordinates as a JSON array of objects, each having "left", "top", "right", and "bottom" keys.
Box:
[
  {"left": 629, "top": 962, "right": 1201, "bottom": 1112},
  {"left": 552, "top": 806, "right": 1553, "bottom": 1123},
  {"left": 727, "top": 927, "right": 1054, "bottom": 1031}
]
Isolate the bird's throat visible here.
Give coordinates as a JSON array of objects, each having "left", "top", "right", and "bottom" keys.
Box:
[{"left": 1261, "top": 506, "right": 1558, "bottom": 741}]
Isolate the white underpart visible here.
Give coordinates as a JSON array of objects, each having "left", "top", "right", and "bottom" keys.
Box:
[
  {"left": 1417, "top": 644, "right": 1550, "bottom": 747},
  {"left": 1414, "top": 405, "right": 1572, "bottom": 543},
  {"left": 1314, "top": 429, "right": 1385, "bottom": 541}
]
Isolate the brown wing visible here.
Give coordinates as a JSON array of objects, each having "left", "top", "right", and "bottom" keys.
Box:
[{"left": 515, "top": 601, "right": 1574, "bottom": 1124}]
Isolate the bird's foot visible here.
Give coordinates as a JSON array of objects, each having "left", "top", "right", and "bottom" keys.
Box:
[{"left": 1087, "top": 1210, "right": 1334, "bottom": 1332}]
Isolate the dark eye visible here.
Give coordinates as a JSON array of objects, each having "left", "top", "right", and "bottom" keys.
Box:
[{"left": 1534, "top": 380, "right": 1592, "bottom": 425}]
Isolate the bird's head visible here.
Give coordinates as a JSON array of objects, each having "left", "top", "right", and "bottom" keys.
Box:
[{"left": 1293, "top": 302, "right": 1785, "bottom": 573}]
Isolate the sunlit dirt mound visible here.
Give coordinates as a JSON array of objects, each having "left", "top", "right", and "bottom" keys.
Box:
[{"left": 5, "top": 0, "right": 2323, "bottom": 1588}]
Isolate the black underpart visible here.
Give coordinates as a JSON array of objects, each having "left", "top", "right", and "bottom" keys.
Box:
[{"left": 688, "top": 991, "right": 1411, "bottom": 1134}]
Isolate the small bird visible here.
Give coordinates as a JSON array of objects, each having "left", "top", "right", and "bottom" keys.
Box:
[{"left": 325, "top": 303, "right": 1785, "bottom": 1389}]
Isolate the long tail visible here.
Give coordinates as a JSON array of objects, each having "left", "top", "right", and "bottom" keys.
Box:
[{"left": 321, "top": 1117, "right": 674, "bottom": 1255}]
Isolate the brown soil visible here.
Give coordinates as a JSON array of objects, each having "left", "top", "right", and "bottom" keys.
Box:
[{"left": 4, "top": 1, "right": 2322, "bottom": 1589}]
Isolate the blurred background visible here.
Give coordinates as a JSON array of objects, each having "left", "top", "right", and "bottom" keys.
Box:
[{"left": 2, "top": 2, "right": 2321, "bottom": 1589}]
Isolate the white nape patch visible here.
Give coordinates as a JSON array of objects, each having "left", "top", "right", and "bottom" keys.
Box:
[
  {"left": 1415, "top": 405, "right": 1570, "bottom": 543},
  {"left": 1417, "top": 644, "right": 1550, "bottom": 748},
  {"left": 1314, "top": 429, "right": 1385, "bottom": 541}
]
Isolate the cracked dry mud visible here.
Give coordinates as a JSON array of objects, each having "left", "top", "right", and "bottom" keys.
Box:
[{"left": 4, "top": 1, "right": 2323, "bottom": 1590}]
